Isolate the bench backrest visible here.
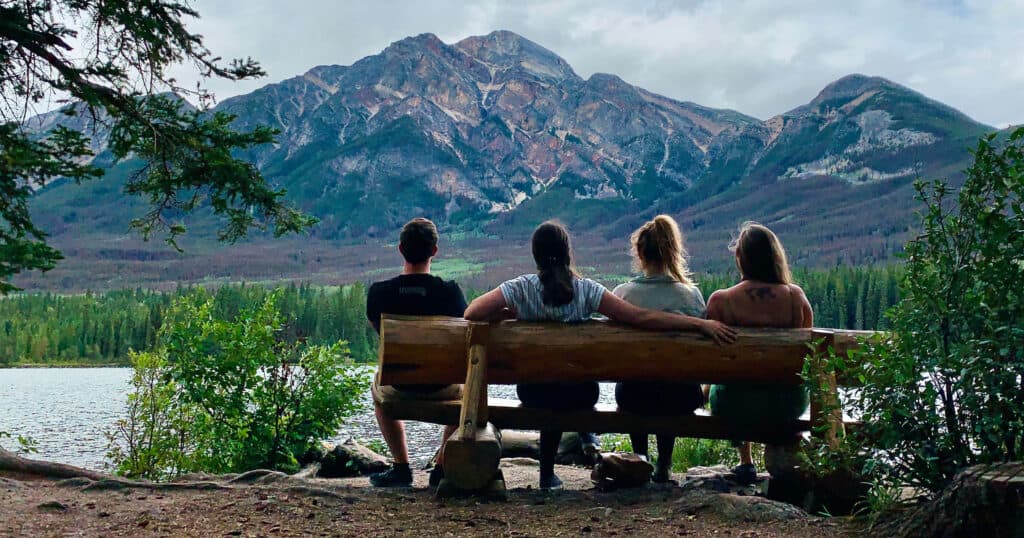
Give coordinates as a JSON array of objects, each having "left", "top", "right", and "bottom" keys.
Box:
[{"left": 378, "top": 315, "right": 869, "bottom": 387}]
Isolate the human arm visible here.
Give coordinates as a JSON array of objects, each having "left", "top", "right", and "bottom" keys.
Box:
[
  {"left": 791, "top": 285, "right": 814, "bottom": 329},
  {"left": 463, "top": 287, "right": 510, "bottom": 322},
  {"left": 596, "top": 291, "right": 737, "bottom": 345},
  {"left": 705, "top": 290, "right": 726, "bottom": 323},
  {"left": 365, "top": 284, "right": 382, "bottom": 334}
]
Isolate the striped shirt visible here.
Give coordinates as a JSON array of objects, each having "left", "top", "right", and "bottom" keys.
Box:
[{"left": 499, "top": 274, "right": 607, "bottom": 322}]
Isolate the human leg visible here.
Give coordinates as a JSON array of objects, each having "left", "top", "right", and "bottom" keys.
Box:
[
  {"left": 653, "top": 435, "right": 675, "bottom": 482},
  {"left": 539, "top": 430, "right": 563, "bottom": 489}
]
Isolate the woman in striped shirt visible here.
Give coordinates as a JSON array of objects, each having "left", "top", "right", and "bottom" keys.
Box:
[{"left": 464, "top": 221, "right": 736, "bottom": 489}]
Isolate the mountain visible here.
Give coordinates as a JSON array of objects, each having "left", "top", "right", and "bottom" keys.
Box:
[{"left": 21, "top": 31, "right": 995, "bottom": 290}]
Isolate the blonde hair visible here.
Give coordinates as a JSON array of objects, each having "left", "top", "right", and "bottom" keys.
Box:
[
  {"left": 729, "top": 222, "right": 793, "bottom": 285},
  {"left": 631, "top": 214, "right": 693, "bottom": 285}
]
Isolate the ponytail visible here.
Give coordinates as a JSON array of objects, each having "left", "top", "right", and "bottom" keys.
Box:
[
  {"left": 532, "top": 221, "right": 578, "bottom": 306},
  {"left": 631, "top": 214, "right": 693, "bottom": 285}
]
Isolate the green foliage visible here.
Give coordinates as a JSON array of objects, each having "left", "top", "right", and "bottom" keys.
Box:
[
  {"left": 1, "top": 1, "right": 313, "bottom": 292},
  {"left": 107, "top": 290, "right": 370, "bottom": 479},
  {"left": 0, "top": 430, "right": 39, "bottom": 455},
  {"left": 0, "top": 282, "right": 377, "bottom": 365},
  {"left": 839, "top": 127, "right": 1024, "bottom": 494}
]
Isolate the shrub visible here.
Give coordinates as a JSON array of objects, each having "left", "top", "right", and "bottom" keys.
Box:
[
  {"left": 840, "top": 127, "right": 1024, "bottom": 493},
  {"left": 107, "top": 290, "right": 369, "bottom": 480}
]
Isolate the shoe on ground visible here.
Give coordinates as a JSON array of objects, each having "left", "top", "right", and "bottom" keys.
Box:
[
  {"left": 428, "top": 464, "right": 445, "bottom": 488},
  {"left": 369, "top": 464, "right": 413, "bottom": 487},
  {"left": 539, "top": 473, "right": 564, "bottom": 490},
  {"left": 731, "top": 463, "right": 758, "bottom": 485}
]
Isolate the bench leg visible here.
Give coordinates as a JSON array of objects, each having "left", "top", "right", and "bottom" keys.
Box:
[
  {"left": 438, "top": 323, "right": 502, "bottom": 494},
  {"left": 438, "top": 422, "right": 504, "bottom": 494}
]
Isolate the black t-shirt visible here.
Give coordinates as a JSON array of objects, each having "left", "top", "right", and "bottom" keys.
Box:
[
  {"left": 366, "top": 273, "right": 467, "bottom": 334},
  {"left": 367, "top": 274, "right": 467, "bottom": 392}
]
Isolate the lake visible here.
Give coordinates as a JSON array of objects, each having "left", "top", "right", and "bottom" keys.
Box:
[{"left": 1, "top": 368, "right": 618, "bottom": 471}]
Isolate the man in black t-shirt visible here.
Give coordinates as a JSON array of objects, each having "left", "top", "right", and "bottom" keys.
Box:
[{"left": 366, "top": 218, "right": 468, "bottom": 488}]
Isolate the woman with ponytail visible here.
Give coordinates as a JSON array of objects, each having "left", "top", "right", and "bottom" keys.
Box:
[
  {"left": 612, "top": 215, "right": 706, "bottom": 482},
  {"left": 465, "top": 220, "right": 737, "bottom": 489}
]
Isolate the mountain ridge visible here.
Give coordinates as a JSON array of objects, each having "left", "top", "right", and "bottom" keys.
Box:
[{"left": 21, "top": 30, "right": 998, "bottom": 290}]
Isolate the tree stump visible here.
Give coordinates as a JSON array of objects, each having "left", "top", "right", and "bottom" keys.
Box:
[{"left": 883, "top": 463, "right": 1024, "bottom": 537}]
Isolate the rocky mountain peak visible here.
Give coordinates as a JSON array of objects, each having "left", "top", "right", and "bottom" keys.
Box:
[
  {"left": 809, "top": 74, "right": 894, "bottom": 107},
  {"left": 455, "top": 30, "right": 578, "bottom": 81}
]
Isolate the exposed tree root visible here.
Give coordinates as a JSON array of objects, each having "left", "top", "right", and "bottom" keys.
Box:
[{"left": 0, "top": 448, "right": 107, "bottom": 481}]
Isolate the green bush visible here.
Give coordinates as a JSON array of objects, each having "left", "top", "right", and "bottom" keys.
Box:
[
  {"left": 107, "top": 290, "right": 369, "bottom": 480},
  {"left": 841, "top": 127, "right": 1024, "bottom": 494}
]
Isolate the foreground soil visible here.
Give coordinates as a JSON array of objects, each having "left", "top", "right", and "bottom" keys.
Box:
[{"left": 1, "top": 462, "right": 858, "bottom": 537}]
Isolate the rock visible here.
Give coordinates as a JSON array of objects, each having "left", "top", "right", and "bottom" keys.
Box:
[
  {"left": 879, "top": 463, "right": 1024, "bottom": 537},
  {"left": 37, "top": 500, "right": 68, "bottom": 512},
  {"left": 676, "top": 490, "right": 808, "bottom": 523},
  {"left": 681, "top": 465, "right": 768, "bottom": 496},
  {"left": 315, "top": 440, "right": 389, "bottom": 478},
  {"left": 590, "top": 453, "right": 653, "bottom": 492}
]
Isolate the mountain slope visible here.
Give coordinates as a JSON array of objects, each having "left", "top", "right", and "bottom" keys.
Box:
[{"left": 21, "top": 31, "right": 998, "bottom": 289}]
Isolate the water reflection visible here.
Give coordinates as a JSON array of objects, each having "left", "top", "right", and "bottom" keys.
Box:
[{"left": 1, "top": 368, "right": 618, "bottom": 470}]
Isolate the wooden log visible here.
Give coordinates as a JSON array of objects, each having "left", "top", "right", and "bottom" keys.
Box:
[
  {"left": 808, "top": 330, "right": 844, "bottom": 448},
  {"left": 497, "top": 429, "right": 541, "bottom": 458},
  {"left": 442, "top": 423, "right": 503, "bottom": 491},
  {"left": 380, "top": 317, "right": 862, "bottom": 386}
]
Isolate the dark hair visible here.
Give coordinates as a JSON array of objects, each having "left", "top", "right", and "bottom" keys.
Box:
[
  {"left": 532, "top": 221, "right": 578, "bottom": 307},
  {"left": 730, "top": 222, "right": 792, "bottom": 285},
  {"left": 632, "top": 214, "right": 693, "bottom": 284},
  {"left": 399, "top": 218, "right": 438, "bottom": 265}
]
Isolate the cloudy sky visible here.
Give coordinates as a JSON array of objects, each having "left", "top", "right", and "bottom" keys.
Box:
[{"left": 177, "top": 0, "right": 1024, "bottom": 127}]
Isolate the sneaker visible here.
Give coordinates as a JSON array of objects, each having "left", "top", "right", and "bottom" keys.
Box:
[
  {"left": 539, "top": 473, "right": 564, "bottom": 490},
  {"left": 730, "top": 463, "right": 757, "bottom": 485},
  {"left": 428, "top": 464, "right": 445, "bottom": 488},
  {"left": 369, "top": 464, "right": 412, "bottom": 487}
]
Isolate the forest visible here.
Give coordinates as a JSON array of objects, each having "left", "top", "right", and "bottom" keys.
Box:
[{"left": 0, "top": 265, "right": 901, "bottom": 366}]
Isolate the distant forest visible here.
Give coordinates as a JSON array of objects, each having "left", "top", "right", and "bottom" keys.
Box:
[{"left": 0, "top": 266, "right": 901, "bottom": 366}]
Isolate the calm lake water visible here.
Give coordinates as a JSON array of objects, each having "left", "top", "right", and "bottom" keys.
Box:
[{"left": 1, "top": 368, "right": 618, "bottom": 471}]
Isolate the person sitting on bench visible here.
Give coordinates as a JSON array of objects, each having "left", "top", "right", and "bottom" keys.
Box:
[
  {"left": 612, "top": 215, "right": 706, "bottom": 483},
  {"left": 706, "top": 222, "right": 813, "bottom": 485},
  {"left": 464, "top": 220, "right": 737, "bottom": 490},
  {"left": 366, "top": 218, "right": 468, "bottom": 488}
]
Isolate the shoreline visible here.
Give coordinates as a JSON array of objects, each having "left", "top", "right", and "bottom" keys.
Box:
[{"left": 2, "top": 363, "right": 128, "bottom": 369}]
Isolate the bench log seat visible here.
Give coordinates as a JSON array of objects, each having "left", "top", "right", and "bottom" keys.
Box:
[{"left": 377, "top": 315, "right": 870, "bottom": 492}]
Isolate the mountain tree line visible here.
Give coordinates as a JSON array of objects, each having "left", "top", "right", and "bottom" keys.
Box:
[{"left": 0, "top": 266, "right": 900, "bottom": 366}]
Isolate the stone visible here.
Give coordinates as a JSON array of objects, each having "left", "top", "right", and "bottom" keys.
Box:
[
  {"left": 314, "top": 439, "right": 389, "bottom": 478},
  {"left": 676, "top": 489, "right": 808, "bottom": 523}
]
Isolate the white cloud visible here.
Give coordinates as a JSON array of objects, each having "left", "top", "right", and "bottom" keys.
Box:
[{"left": 177, "top": 0, "right": 1024, "bottom": 127}]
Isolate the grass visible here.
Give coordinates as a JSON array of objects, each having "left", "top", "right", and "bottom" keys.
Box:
[{"left": 600, "top": 434, "right": 765, "bottom": 472}]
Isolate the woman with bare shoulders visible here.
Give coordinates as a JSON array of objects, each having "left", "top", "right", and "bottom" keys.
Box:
[
  {"left": 705, "top": 222, "right": 813, "bottom": 484},
  {"left": 465, "top": 221, "right": 737, "bottom": 490}
]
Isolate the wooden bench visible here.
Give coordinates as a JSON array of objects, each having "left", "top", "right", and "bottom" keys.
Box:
[{"left": 377, "top": 314, "right": 869, "bottom": 493}]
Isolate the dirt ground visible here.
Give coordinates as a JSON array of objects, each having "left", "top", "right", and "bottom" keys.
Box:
[{"left": 1, "top": 461, "right": 859, "bottom": 537}]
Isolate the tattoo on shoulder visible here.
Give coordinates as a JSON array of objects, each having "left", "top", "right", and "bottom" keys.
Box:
[{"left": 744, "top": 287, "right": 777, "bottom": 301}]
